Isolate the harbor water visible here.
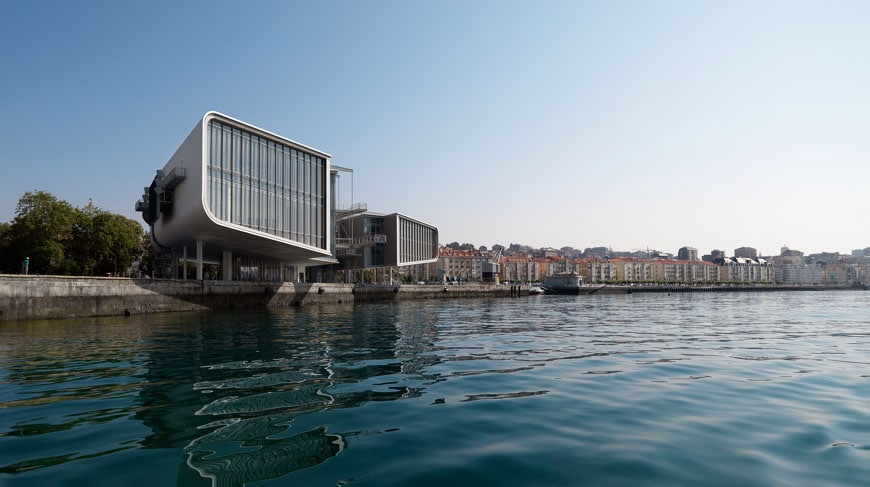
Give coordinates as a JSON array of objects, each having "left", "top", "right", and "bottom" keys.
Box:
[{"left": 1, "top": 291, "right": 868, "bottom": 486}]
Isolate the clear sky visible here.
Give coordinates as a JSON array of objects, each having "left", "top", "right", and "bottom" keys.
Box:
[{"left": 2, "top": 0, "right": 868, "bottom": 257}]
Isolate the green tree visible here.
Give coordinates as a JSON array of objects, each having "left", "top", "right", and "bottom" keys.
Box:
[
  {"left": 4, "top": 191, "right": 76, "bottom": 274},
  {"left": 68, "top": 200, "right": 143, "bottom": 276},
  {"left": 0, "top": 222, "right": 12, "bottom": 273},
  {"left": 1, "top": 191, "right": 145, "bottom": 276},
  {"left": 100, "top": 213, "right": 143, "bottom": 276},
  {"left": 67, "top": 200, "right": 101, "bottom": 275}
]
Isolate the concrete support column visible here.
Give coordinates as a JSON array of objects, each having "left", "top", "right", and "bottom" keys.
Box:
[
  {"left": 182, "top": 246, "right": 188, "bottom": 280},
  {"left": 196, "top": 240, "right": 204, "bottom": 280},
  {"left": 222, "top": 251, "right": 232, "bottom": 281}
]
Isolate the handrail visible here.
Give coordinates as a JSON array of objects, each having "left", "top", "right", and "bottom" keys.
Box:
[{"left": 335, "top": 234, "right": 387, "bottom": 248}]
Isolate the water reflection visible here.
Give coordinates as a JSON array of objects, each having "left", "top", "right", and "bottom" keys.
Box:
[
  {"left": 174, "top": 303, "right": 438, "bottom": 485},
  {"left": 2, "top": 293, "right": 869, "bottom": 485},
  {"left": 0, "top": 302, "right": 442, "bottom": 484},
  {"left": 187, "top": 426, "right": 345, "bottom": 486},
  {"left": 0, "top": 316, "right": 154, "bottom": 475}
]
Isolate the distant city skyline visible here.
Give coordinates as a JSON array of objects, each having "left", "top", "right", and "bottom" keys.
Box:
[
  {"left": 443, "top": 240, "right": 870, "bottom": 260},
  {"left": 3, "top": 1, "right": 869, "bottom": 257}
]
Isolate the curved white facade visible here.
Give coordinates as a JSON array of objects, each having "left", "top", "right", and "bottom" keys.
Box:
[{"left": 142, "top": 112, "right": 334, "bottom": 266}]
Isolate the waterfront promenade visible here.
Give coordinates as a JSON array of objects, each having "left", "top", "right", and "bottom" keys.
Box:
[
  {"left": 0, "top": 275, "right": 861, "bottom": 322},
  {"left": 0, "top": 275, "right": 517, "bottom": 322}
]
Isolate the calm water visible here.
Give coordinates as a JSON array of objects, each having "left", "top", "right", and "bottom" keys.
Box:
[{"left": 1, "top": 291, "right": 869, "bottom": 486}]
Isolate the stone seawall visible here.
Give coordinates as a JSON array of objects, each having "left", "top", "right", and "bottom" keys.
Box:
[
  {"left": 1, "top": 276, "right": 858, "bottom": 322},
  {"left": 0, "top": 275, "right": 517, "bottom": 322}
]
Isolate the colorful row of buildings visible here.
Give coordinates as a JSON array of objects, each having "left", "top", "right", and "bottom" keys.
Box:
[{"left": 402, "top": 247, "right": 870, "bottom": 287}]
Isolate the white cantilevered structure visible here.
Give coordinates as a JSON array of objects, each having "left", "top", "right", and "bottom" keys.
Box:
[
  {"left": 136, "top": 111, "right": 337, "bottom": 281},
  {"left": 336, "top": 212, "right": 439, "bottom": 269}
]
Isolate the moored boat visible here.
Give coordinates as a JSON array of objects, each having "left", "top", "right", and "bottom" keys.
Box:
[
  {"left": 528, "top": 285, "right": 545, "bottom": 295},
  {"left": 542, "top": 272, "right": 600, "bottom": 295}
]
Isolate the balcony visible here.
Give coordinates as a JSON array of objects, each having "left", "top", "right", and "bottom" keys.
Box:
[
  {"left": 335, "top": 234, "right": 387, "bottom": 253},
  {"left": 335, "top": 203, "right": 368, "bottom": 220}
]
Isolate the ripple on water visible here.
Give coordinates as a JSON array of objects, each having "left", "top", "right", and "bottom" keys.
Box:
[{"left": 2, "top": 293, "right": 870, "bottom": 485}]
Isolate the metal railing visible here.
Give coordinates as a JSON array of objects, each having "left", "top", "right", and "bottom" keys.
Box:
[
  {"left": 335, "top": 234, "right": 387, "bottom": 248},
  {"left": 335, "top": 203, "right": 368, "bottom": 220}
]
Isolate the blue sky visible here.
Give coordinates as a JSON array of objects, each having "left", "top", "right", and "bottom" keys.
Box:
[{"left": 2, "top": 0, "right": 868, "bottom": 256}]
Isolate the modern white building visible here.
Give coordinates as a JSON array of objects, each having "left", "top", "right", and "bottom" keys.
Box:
[
  {"left": 336, "top": 212, "right": 438, "bottom": 269},
  {"left": 136, "top": 112, "right": 437, "bottom": 282}
]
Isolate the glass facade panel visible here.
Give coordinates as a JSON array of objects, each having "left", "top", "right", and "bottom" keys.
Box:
[
  {"left": 241, "top": 133, "right": 250, "bottom": 226},
  {"left": 397, "top": 216, "right": 437, "bottom": 265},
  {"left": 231, "top": 129, "right": 241, "bottom": 224},
  {"left": 205, "top": 120, "right": 328, "bottom": 250},
  {"left": 303, "top": 153, "right": 310, "bottom": 245},
  {"left": 279, "top": 149, "right": 284, "bottom": 236},
  {"left": 267, "top": 140, "right": 275, "bottom": 233},
  {"left": 294, "top": 150, "right": 302, "bottom": 242}
]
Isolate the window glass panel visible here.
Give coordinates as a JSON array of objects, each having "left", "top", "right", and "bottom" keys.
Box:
[
  {"left": 296, "top": 151, "right": 303, "bottom": 242},
  {"left": 267, "top": 141, "right": 274, "bottom": 232},
  {"left": 276, "top": 148, "right": 284, "bottom": 236},
  {"left": 232, "top": 129, "right": 241, "bottom": 223},
  {"left": 303, "top": 154, "right": 311, "bottom": 245},
  {"left": 260, "top": 138, "right": 268, "bottom": 186},
  {"left": 252, "top": 138, "right": 261, "bottom": 229},
  {"left": 241, "top": 133, "right": 249, "bottom": 225},
  {"left": 199, "top": 123, "right": 329, "bottom": 247}
]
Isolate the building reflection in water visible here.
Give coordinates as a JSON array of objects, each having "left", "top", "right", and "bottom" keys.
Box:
[{"left": 131, "top": 302, "right": 441, "bottom": 485}]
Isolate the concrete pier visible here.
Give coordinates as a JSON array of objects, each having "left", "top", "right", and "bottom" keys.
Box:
[
  {"left": 0, "top": 275, "right": 515, "bottom": 322},
  {"left": 0, "top": 276, "right": 857, "bottom": 322}
]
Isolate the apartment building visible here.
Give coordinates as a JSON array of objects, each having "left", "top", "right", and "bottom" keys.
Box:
[
  {"left": 777, "top": 264, "right": 822, "bottom": 285},
  {"left": 821, "top": 262, "right": 849, "bottom": 287},
  {"left": 500, "top": 255, "right": 542, "bottom": 283},
  {"left": 437, "top": 247, "right": 492, "bottom": 283},
  {"left": 587, "top": 259, "right": 617, "bottom": 282},
  {"left": 652, "top": 259, "right": 719, "bottom": 283},
  {"left": 610, "top": 258, "right": 655, "bottom": 282},
  {"left": 734, "top": 247, "right": 758, "bottom": 259},
  {"left": 677, "top": 246, "right": 699, "bottom": 261},
  {"left": 716, "top": 257, "right": 773, "bottom": 283},
  {"left": 542, "top": 256, "right": 586, "bottom": 277}
]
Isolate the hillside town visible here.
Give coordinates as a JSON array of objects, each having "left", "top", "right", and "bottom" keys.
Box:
[{"left": 402, "top": 244, "right": 870, "bottom": 287}]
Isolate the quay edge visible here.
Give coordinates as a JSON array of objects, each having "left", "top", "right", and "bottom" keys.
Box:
[
  {"left": 0, "top": 276, "right": 862, "bottom": 322},
  {"left": 0, "top": 275, "right": 518, "bottom": 322}
]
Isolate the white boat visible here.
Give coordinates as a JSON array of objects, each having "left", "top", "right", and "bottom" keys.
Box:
[{"left": 528, "top": 286, "right": 545, "bottom": 295}]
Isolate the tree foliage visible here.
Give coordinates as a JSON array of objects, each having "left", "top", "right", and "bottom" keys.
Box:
[
  {"left": 0, "top": 191, "right": 145, "bottom": 276},
  {"left": 1, "top": 191, "right": 76, "bottom": 274},
  {"left": 68, "top": 200, "right": 144, "bottom": 275}
]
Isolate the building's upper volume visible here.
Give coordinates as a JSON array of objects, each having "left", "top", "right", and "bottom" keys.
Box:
[
  {"left": 391, "top": 213, "right": 439, "bottom": 266},
  {"left": 136, "top": 111, "right": 335, "bottom": 264},
  {"left": 336, "top": 212, "right": 439, "bottom": 269}
]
